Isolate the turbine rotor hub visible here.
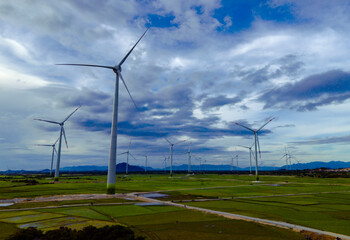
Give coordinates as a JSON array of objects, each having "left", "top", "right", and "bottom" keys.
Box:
[{"left": 113, "top": 65, "right": 121, "bottom": 74}]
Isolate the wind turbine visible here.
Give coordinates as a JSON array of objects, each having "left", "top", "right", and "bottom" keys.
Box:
[
  {"left": 118, "top": 140, "right": 137, "bottom": 175},
  {"left": 280, "top": 152, "right": 290, "bottom": 170},
  {"left": 186, "top": 143, "right": 192, "bottom": 174},
  {"left": 231, "top": 155, "right": 238, "bottom": 174},
  {"left": 159, "top": 133, "right": 186, "bottom": 176},
  {"left": 34, "top": 106, "right": 80, "bottom": 180},
  {"left": 36, "top": 137, "right": 59, "bottom": 176},
  {"left": 235, "top": 118, "right": 274, "bottom": 181},
  {"left": 163, "top": 155, "right": 168, "bottom": 173},
  {"left": 238, "top": 143, "right": 255, "bottom": 174},
  {"left": 142, "top": 154, "right": 149, "bottom": 173},
  {"left": 57, "top": 28, "right": 149, "bottom": 194}
]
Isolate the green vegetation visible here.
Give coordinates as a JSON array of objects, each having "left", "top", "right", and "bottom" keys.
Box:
[
  {"left": 0, "top": 204, "right": 304, "bottom": 240},
  {"left": 1, "top": 173, "right": 349, "bottom": 239},
  {"left": 6, "top": 225, "right": 145, "bottom": 240},
  {"left": 186, "top": 192, "right": 350, "bottom": 236}
]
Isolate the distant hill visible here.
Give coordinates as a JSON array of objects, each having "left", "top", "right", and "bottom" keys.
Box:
[
  {"left": 281, "top": 161, "right": 350, "bottom": 170},
  {"left": 1, "top": 161, "right": 349, "bottom": 174},
  {"left": 60, "top": 163, "right": 144, "bottom": 173}
]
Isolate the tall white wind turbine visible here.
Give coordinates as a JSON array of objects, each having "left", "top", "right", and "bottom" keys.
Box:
[
  {"left": 160, "top": 134, "right": 186, "bottom": 176},
  {"left": 57, "top": 28, "right": 149, "bottom": 194},
  {"left": 36, "top": 137, "right": 59, "bottom": 176},
  {"left": 235, "top": 118, "right": 274, "bottom": 181},
  {"left": 34, "top": 107, "right": 80, "bottom": 180},
  {"left": 238, "top": 143, "right": 254, "bottom": 174}
]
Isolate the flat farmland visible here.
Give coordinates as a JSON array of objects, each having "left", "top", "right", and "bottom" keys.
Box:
[{"left": 0, "top": 173, "right": 349, "bottom": 239}]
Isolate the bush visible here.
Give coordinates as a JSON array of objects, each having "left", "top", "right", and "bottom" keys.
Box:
[{"left": 6, "top": 225, "right": 145, "bottom": 240}]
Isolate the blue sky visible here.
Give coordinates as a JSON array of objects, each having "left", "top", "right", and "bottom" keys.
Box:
[{"left": 1, "top": 0, "right": 350, "bottom": 170}]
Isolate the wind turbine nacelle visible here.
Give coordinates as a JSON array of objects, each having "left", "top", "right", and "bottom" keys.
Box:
[{"left": 113, "top": 65, "right": 121, "bottom": 73}]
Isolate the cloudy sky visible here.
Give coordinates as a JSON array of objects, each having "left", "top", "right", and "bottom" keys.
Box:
[{"left": 1, "top": 0, "right": 350, "bottom": 170}]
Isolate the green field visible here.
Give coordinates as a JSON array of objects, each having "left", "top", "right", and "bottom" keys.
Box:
[
  {"left": 0, "top": 203, "right": 305, "bottom": 240},
  {"left": 0, "top": 173, "right": 349, "bottom": 239}
]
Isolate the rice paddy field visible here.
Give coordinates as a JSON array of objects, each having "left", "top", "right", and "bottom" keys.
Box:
[{"left": 0, "top": 173, "right": 349, "bottom": 239}]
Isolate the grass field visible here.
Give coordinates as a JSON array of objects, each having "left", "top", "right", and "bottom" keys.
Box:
[
  {"left": 0, "top": 203, "right": 305, "bottom": 240},
  {"left": 0, "top": 173, "right": 349, "bottom": 239}
]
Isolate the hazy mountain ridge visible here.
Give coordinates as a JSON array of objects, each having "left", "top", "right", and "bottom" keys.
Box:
[{"left": 1, "top": 161, "right": 349, "bottom": 174}]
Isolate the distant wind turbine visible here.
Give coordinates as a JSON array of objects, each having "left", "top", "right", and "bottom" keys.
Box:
[
  {"left": 186, "top": 143, "right": 192, "bottom": 174},
  {"left": 142, "top": 154, "right": 149, "bottom": 173},
  {"left": 238, "top": 143, "right": 255, "bottom": 174},
  {"left": 118, "top": 140, "right": 137, "bottom": 175},
  {"left": 163, "top": 155, "right": 168, "bottom": 173},
  {"left": 34, "top": 106, "right": 80, "bottom": 180},
  {"left": 36, "top": 137, "right": 59, "bottom": 176},
  {"left": 159, "top": 133, "right": 186, "bottom": 176},
  {"left": 231, "top": 155, "right": 238, "bottom": 174},
  {"left": 235, "top": 118, "right": 274, "bottom": 181},
  {"left": 57, "top": 28, "right": 149, "bottom": 194}
]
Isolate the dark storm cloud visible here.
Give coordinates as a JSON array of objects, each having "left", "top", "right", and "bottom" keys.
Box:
[
  {"left": 272, "top": 124, "right": 295, "bottom": 129},
  {"left": 238, "top": 54, "right": 304, "bottom": 84},
  {"left": 58, "top": 88, "right": 112, "bottom": 114},
  {"left": 201, "top": 95, "right": 241, "bottom": 110},
  {"left": 72, "top": 82, "right": 254, "bottom": 142},
  {"left": 259, "top": 70, "right": 350, "bottom": 111},
  {"left": 291, "top": 135, "right": 350, "bottom": 145}
]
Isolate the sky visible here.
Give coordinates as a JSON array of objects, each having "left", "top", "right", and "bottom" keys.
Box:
[{"left": 1, "top": 0, "right": 350, "bottom": 170}]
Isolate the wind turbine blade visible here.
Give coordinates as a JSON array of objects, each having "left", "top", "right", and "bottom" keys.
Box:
[
  {"left": 128, "top": 139, "right": 132, "bottom": 151},
  {"left": 257, "top": 136, "right": 261, "bottom": 158},
  {"left": 251, "top": 149, "right": 256, "bottom": 159},
  {"left": 56, "top": 64, "right": 114, "bottom": 70},
  {"left": 174, "top": 139, "right": 187, "bottom": 145},
  {"left": 118, "top": 152, "right": 128, "bottom": 155},
  {"left": 118, "top": 28, "right": 149, "bottom": 67},
  {"left": 119, "top": 73, "right": 138, "bottom": 110},
  {"left": 62, "top": 127, "right": 68, "bottom": 149},
  {"left": 54, "top": 137, "right": 60, "bottom": 145},
  {"left": 129, "top": 153, "right": 137, "bottom": 161},
  {"left": 63, "top": 106, "right": 80, "bottom": 123},
  {"left": 235, "top": 122, "right": 254, "bottom": 132},
  {"left": 34, "top": 119, "right": 60, "bottom": 125},
  {"left": 237, "top": 145, "right": 249, "bottom": 149},
  {"left": 158, "top": 132, "right": 172, "bottom": 144},
  {"left": 54, "top": 147, "right": 58, "bottom": 155},
  {"left": 280, "top": 154, "right": 287, "bottom": 160},
  {"left": 36, "top": 144, "right": 52, "bottom": 147},
  {"left": 257, "top": 118, "right": 275, "bottom": 132}
]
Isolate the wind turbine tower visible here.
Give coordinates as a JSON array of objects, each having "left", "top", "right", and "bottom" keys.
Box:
[
  {"left": 238, "top": 144, "right": 254, "bottom": 174},
  {"left": 143, "top": 155, "right": 148, "bottom": 173},
  {"left": 235, "top": 118, "right": 274, "bottom": 181},
  {"left": 35, "top": 107, "right": 80, "bottom": 180},
  {"left": 119, "top": 140, "right": 136, "bottom": 175},
  {"left": 187, "top": 143, "right": 192, "bottom": 174},
  {"left": 36, "top": 137, "right": 59, "bottom": 176},
  {"left": 160, "top": 134, "right": 186, "bottom": 176},
  {"left": 57, "top": 29, "right": 149, "bottom": 194}
]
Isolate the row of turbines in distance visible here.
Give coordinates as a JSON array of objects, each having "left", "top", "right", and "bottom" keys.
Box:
[{"left": 33, "top": 28, "right": 293, "bottom": 194}]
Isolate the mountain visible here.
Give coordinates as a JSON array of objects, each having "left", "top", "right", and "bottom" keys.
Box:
[
  {"left": 281, "top": 161, "right": 350, "bottom": 170},
  {"left": 1, "top": 161, "right": 350, "bottom": 174},
  {"left": 116, "top": 163, "right": 144, "bottom": 173},
  {"left": 60, "top": 163, "right": 144, "bottom": 173}
]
